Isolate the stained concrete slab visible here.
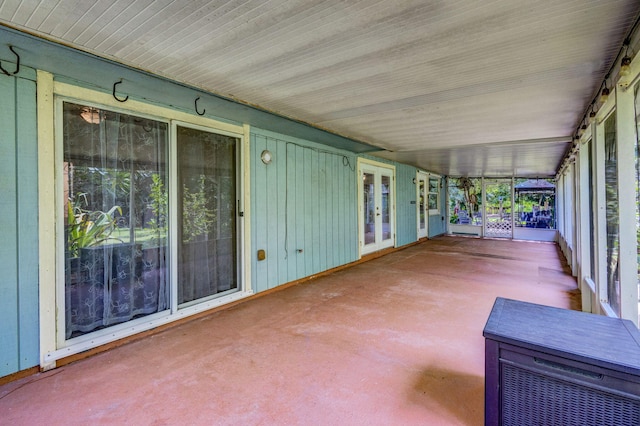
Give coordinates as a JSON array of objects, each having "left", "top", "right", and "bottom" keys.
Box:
[{"left": 0, "top": 236, "right": 578, "bottom": 425}]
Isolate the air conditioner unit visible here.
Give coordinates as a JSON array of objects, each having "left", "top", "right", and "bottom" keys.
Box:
[{"left": 484, "top": 297, "right": 640, "bottom": 426}]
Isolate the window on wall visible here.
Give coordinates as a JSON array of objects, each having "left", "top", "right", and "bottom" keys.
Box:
[
  {"left": 428, "top": 177, "right": 439, "bottom": 214},
  {"left": 604, "top": 111, "right": 621, "bottom": 315},
  {"left": 60, "top": 99, "right": 242, "bottom": 341}
]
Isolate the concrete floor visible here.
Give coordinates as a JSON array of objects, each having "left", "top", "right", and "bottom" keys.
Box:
[{"left": 0, "top": 236, "right": 579, "bottom": 425}]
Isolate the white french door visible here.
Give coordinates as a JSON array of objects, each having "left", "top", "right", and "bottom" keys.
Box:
[
  {"left": 359, "top": 160, "right": 395, "bottom": 255},
  {"left": 416, "top": 171, "right": 429, "bottom": 239}
]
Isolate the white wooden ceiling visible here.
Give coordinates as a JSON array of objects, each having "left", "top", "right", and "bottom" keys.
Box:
[{"left": 1, "top": 0, "right": 639, "bottom": 177}]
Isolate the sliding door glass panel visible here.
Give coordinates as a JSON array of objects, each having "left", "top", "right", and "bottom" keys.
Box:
[
  {"left": 63, "top": 102, "right": 169, "bottom": 339},
  {"left": 177, "top": 126, "right": 238, "bottom": 305},
  {"left": 604, "top": 113, "right": 620, "bottom": 315},
  {"left": 363, "top": 172, "right": 375, "bottom": 246}
]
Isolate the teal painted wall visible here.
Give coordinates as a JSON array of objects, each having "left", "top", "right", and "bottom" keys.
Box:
[
  {"left": 0, "top": 65, "right": 39, "bottom": 377},
  {"left": 395, "top": 163, "right": 419, "bottom": 247},
  {"left": 0, "top": 26, "right": 450, "bottom": 379},
  {"left": 251, "top": 129, "right": 358, "bottom": 293}
]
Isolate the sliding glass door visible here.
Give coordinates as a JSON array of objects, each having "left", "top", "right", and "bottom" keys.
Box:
[
  {"left": 176, "top": 125, "right": 238, "bottom": 306},
  {"left": 62, "top": 102, "right": 170, "bottom": 339},
  {"left": 60, "top": 99, "right": 242, "bottom": 343}
]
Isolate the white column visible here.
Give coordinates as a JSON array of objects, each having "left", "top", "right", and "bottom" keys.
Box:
[
  {"left": 593, "top": 114, "right": 608, "bottom": 316},
  {"left": 577, "top": 141, "right": 593, "bottom": 312},
  {"left": 37, "top": 70, "right": 57, "bottom": 370},
  {"left": 615, "top": 82, "right": 639, "bottom": 326}
]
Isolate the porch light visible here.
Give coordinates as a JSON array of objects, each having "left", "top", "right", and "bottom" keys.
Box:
[
  {"left": 80, "top": 107, "right": 101, "bottom": 124},
  {"left": 261, "top": 150, "right": 273, "bottom": 164},
  {"left": 599, "top": 80, "right": 610, "bottom": 103},
  {"left": 620, "top": 56, "right": 632, "bottom": 76}
]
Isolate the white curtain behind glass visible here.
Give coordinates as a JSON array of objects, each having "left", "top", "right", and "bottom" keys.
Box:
[{"left": 63, "top": 102, "right": 169, "bottom": 339}]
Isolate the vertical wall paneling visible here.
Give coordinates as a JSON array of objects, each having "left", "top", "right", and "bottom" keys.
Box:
[
  {"left": 0, "top": 70, "right": 20, "bottom": 376},
  {"left": 16, "top": 76, "right": 39, "bottom": 369},
  {"left": 331, "top": 154, "right": 340, "bottom": 267},
  {"left": 252, "top": 134, "right": 268, "bottom": 292},
  {"left": 275, "top": 139, "right": 288, "bottom": 285},
  {"left": 395, "top": 164, "right": 418, "bottom": 246},
  {"left": 251, "top": 129, "right": 358, "bottom": 293},
  {"left": 294, "top": 144, "right": 306, "bottom": 278},
  {"left": 0, "top": 66, "right": 39, "bottom": 377},
  {"left": 318, "top": 153, "right": 328, "bottom": 273},
  {"left": 265, "top": 136, "right": 280, "bottom": 289}
]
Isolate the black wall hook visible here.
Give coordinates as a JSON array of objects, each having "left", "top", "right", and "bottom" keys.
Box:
[
  {"left": 195, "top": 97, "right": 206, "bottom": 116},
  {"left": 113, "top": 79, "right": 129, "bottom": 102},
  {"left": 0, "top": 45, "right": 20, "bottom": 76}
]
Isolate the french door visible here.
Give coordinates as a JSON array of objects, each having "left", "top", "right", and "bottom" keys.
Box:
[
  {"left": 416, "top": 171, "right": 429, "bottom": 239},
  {"left": 360, "top": 161, "right": 395, "bottom": 255}
]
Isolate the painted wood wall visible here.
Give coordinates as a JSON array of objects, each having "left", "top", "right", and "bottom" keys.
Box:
[
  {"left": 251, "top": 129, "right": 359, "bottom": 292},
  {"left": 429, "top": 176, "right": 447, "bottom": 237},
  {"left": 0, "top": 65, "right": 39, "bottom": 377},
  {"left": 395, "top": 163, "right": 419, "bottom": 247},
  {"left": 0, "top": 26, "right": 449, "bottom": 379}
]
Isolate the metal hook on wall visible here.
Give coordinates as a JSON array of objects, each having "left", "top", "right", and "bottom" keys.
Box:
[
  {"left": 0, "top": 45, "right": 20, "bottom": 76},
  {"left": 113, "top": 79, "right": 129, "bottom": 102},
  {"left": 195, "top": 97, "right": 205, "bottom": 116}
]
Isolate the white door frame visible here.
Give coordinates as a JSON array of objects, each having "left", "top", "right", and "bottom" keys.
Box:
[
  {"left": 482, "top": 178, "right": 514, "bottom": 239},
  {"left": 358, "top": 158, "right": 396, "bottom": 256},
  {"left": 416, "top": 171, "right": 429, "bottom": 239}
]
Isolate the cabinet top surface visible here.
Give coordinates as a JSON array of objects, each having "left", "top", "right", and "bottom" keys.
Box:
[{"left": 483, "top": 298, "right": 640, "bottom": 373}]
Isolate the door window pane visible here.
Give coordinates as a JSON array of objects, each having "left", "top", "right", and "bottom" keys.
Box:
[
  {"left": 177, "top": 126, "right": 238, "bottom": 305},
  {"left": 419, "top": 179, "right": 426, "bottom": 230},
  {"left": 363, "top": 172, "right": 375, "bottom": 245},
  {"left": 381, "top": 175, "right": 391, "bottom": 241},
  {"left": 428, "top": 178, "right": 439, "bottom": 211},
  {"left": 604, "top": 113, "right": 620, "bottom": 315},
  {"left": 63, "top": 102, "right": 169, "bottom": 339}
]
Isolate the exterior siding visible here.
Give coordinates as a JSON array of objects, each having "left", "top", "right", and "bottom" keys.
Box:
[
  {"left": 395, "top": 163, "right": 418, "bottom": 246},
  {"left": 429, "top": 176, "right": 447, "bottom": 237},
  {"left": 0, "top": 66, "right": 39, "bottom": 377},
  {"left": 0, "top": 26, "right": 446, "bottom": 378},
  {"left": 251, "top": 129, "right": 358, "bottom": 293}
]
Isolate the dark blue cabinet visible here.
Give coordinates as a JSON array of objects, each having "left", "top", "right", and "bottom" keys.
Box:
[{"left": 483, "top": 297, "right": 640, "bottom": 426}]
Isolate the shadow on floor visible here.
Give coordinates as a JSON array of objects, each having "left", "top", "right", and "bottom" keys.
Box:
[{"left": 411, "top": 367, "right": 484, "bottom": 426}]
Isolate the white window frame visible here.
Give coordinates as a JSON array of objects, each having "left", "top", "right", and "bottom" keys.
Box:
[
  {"left": 40, "top": 81, "right": 252, "bottom": 365},
  {"left": 428, "top": 174, "right": 441, "bottom": 215}
]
